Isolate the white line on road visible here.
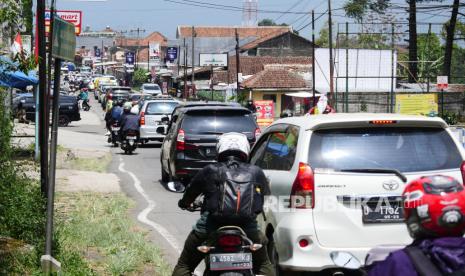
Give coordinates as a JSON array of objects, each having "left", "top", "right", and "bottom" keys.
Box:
[{"left": 118, "top": 156, "right": 182, "bottom": 254}]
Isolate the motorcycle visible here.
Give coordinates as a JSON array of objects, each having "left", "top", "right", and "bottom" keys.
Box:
[
  {"left": 167, "top": 183, "right": 262, "bottom": 276},
  {"left": 80, "top": 99, "right": 91, "bottom": 111},
  {"left": 121, "top": 130, "right": 138, "bottom": 154},
  {"left": 108, "top": 122, "right": 120, "bottom": 147}
]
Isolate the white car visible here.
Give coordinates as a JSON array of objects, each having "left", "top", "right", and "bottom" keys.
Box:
[
  {"left": 250, "top": 113, "right": 465, "bottom": 273},
  {"left": 139, "top": 98, "right": 179, "bottom": 143},
  {"left": 141, "top": 83, "right": 162, "bottom": 96}
]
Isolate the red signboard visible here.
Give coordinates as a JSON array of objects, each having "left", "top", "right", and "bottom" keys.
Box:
[
  {"left": 45, "top": 10, "right": 82, "bottom": 35},
  {"left": 255, "top": 100, "right": 274, "bottom": 127}
]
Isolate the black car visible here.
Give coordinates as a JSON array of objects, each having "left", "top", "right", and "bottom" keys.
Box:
[
  {"left": 17, "top": 94, "right": 81, "bottom": 126},
  {"left": 159, "top": 104, "right": 260, "bottom": 184}
]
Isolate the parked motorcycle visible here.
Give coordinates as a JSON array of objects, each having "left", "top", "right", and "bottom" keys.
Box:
[{"left": 120, "top": 130, "right": 138, "bottom": 154}]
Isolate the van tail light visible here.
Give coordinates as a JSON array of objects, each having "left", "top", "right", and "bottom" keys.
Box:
[
  {"left": 290, "top": 162, "right": 315, "bottom": 209},
  {"left": 461, "top": 161, "right": 465, "bottom": 185},
  {"left": 140, "top": 111, "right": 145, "bottom": 125},
  {"left": 255, "top": 127, "right": 261, "bottom": 140},
  {"left": 176, "top": 129, "right": 185, "bottom": 150}
]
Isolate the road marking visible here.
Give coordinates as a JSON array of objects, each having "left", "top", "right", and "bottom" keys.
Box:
[{"left": 118, "top": 156, "right": 182, "bottom": 254}]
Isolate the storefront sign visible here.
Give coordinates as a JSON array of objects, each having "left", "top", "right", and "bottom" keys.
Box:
[
  {"left": 167, "top": 47, "right": 178, "bottom": 62},
  {"left": 255, "top": 100, "right": 274, "bottom": 126},
  {"left": 199, "top": 53, "right": 228, "bottom": 67},
  {"left": 125, "top": 52, "right": 135, "bottom": 65},
  {"left": 395, "top": 94, "right": 438, "bottom": 116},
  {"left": 45, "top": 10, "right": 82, "bottom": 35}
]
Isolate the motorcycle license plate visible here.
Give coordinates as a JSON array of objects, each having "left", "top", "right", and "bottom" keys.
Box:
[
  {"left": 205, "top": 148, "right": 216, "bottom": 157},
  {"left": 127, "top": 136, "right": 137, "bottom": 140},
  {"left": 209, "top": 253, "right": 252, "bottom": 271},
  {"left": 112, "top": 127, "right": 120, "bottom": 131},
  {"left": 362, "top": 201, "right": 404, "bottom": 223}
]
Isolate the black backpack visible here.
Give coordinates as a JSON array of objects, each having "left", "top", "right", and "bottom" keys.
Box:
[
  {"left": 405, "top": 246, "right": 465, "bottom": 276},
  {"left": 208, "top": 164, "right": 264, "bottom": 224}
]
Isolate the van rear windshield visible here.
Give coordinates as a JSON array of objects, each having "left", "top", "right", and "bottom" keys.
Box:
[
  {"left": 182, "top": 113, "right": 256, "bottom": 134},
  {"left": 309, "top": 127, "right": 462, "bottom": 173}
]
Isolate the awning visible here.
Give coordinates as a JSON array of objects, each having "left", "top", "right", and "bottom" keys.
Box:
[
  {"left": 0, "top": 56, "right": 38, "bottom": 89},
  {"left": 285, "top": 91, "right": 321, "bottom": 98}
]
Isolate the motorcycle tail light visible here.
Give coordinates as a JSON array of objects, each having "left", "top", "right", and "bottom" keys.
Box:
[{"left": 218, "top": 235, "right": 242, "bottom": 247}]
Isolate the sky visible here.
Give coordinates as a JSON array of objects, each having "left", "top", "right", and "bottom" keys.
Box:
[{"left": 52, "top": 0, "right": 455, "bottom": 40}]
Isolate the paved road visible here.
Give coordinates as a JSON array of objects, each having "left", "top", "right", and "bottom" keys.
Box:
[{"left": 83, "top": 98, "right": 198, "bottom": 269}]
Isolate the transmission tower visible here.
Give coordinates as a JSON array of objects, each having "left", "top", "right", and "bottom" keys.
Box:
[{"left": 242, "top": 0, "right": 258, "bottom": 26}]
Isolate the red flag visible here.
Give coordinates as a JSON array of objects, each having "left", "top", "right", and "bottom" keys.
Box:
[
  {"left": 11, "top": 33, "right": 23, "bottom": 54},
  {"left": 34, "top": 15, "right": 39, "bottom": 62}
]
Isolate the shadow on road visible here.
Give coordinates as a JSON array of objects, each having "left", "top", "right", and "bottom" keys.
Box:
[{"left": 140, "top": 143, "right": 162, "bottom": 149}]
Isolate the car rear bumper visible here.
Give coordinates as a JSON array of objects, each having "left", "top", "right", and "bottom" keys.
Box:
[
  {"left": 173, "top": 158, "right": 216, "bottom": 180},
  {"left": 271, "top": 212, "right": 409, "bottom": 272},
  {"left": 140, "top": 125, "right": 165, "bottom": 140}
]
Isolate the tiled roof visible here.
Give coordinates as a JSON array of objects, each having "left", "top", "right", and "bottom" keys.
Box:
[
  {"left": 176, "top": 26, "right": 291, "bottom": 39},
  {"left": 242, "top": 68, "right": 308, "bottom": 89},
  {"left": 116, "top": 32, "right": 168, "bottom": 47},
  {"left": 212, "top": 56, "right": 312, "bottom": 83}
]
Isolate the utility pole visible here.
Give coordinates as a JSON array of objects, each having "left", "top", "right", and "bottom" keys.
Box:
[
  {"left": 130, "top": 27, "right": 146, "bottom": 70},
  {"left": 191, "top": 26, "right": 196, "bottom": 97},
  {"left": 312, "top": 10, "right": 316, "bottom": 109},
  {"left": 118, "top": 30, "right": 128, "bottom": 47},
  {"left": 183, "top": 38, "right": 187, "bottom": 100},
  {"left": 37, "top": 0, "right": 48, "bottom": 195},
  {"left": 235, "top": 28, "right": 241, "bottom": 99},
  {"left": 327, "top": 0, "right": 335, "bottom": 106}
]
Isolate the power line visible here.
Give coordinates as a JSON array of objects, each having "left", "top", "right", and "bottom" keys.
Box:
[{"left": 274, "top": 0, "right": 306, "bottom": 21}]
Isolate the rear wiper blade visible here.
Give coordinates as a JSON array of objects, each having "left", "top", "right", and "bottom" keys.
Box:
[
  {"left": 340, "top": 168, "right": 407, "bottom": 183},
  {"left": 202, "top": 131, "right": 224, "bottom": 135}
]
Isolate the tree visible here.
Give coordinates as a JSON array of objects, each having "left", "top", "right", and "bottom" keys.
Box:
[
  {"left": 417, "top": 33, "right": 443, "bottom": 82},
  {"left": 407, "top": 0, "right": 418, "bottom": 83},
  {"left": 21, "top": 0, "right": 33, "bottom": 35},
  {"left": 258, "top": 18, "right": 299, "bottom": 35},
  {"left": 442, "top": 0, "right": 460, "bottom": 79}
]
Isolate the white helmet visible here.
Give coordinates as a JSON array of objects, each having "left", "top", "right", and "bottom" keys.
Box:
[
  {"left": 216, "top": 132, "right": 250, "bottom": 162},
  {"left": 130, "top": 106, "right": 139, "bottom": 115}
]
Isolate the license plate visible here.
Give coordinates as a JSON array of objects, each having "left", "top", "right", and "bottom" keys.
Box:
[
  {"left": 210, "top": 253, "right": 253, "bottom": 271},
  {"left": 362, "top": 201, "right": 404, "bottom": 223},
  {"left": 127, "top": 136, "right": 137, "bottom": 140},
  {"left": 112, "top": 127, "right": 120, "bottom": 131},
  {"left": 205, "top": 148, "right": 216, "bottom": 157}
]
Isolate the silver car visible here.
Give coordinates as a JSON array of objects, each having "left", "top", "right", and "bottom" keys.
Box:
[{"left": 139, "top": 99, "right": 179, "bottom": 143}]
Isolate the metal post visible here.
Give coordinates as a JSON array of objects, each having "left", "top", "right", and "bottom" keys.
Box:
[
  {"left": 147, "top": 42, "right": 150, "bottom": 72},
  {"left": 345, "top": 22, "right": 349, "bottom": 113},
  {"left": 191, "top": 26, "right": 195, "bottom": 95},
  {"left": 177, "top": 45, "right": 181, "bottom": 77},
  {"left": 34, "top": 86, "right": 39, "bottom": 161},
  {"left": 183, "top": 38, "right": 187, "bottom": 100},
  {"left": 44, "top": 58, "right": 61, "bottom": 273},
  {"left": 390, "top": 23, "right": 395, "bottom": 113},
  {"left": 441, "top": 89, "right": 444, "bottom": 116},
  {"left": 327, "top": 0, "right": 335, "bottom": 106},
  {"left": 210, "top": 64, "right": 214, "bottom": 101},
  {"left": 37, "top": 0, "right": 48, "bottom": 195},
  {"left": 426, "top": 23, "right": 432, "bottom": 94},
  {"left": 312, "top": 10, "right": 316, "bottom": 108},
  {"left": 235, "top": 28, "right": 241, "bottom": 98}
]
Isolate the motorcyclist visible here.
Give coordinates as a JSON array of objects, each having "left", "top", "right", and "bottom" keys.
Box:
[
  {"left": 120, "top": 105, "right": 140, "bottom": 140},
  {"left": 105, "top": 99, "right": 124, "bottom": 134},
  {"left": 77, "top": 88, "right": 90, "bottom": 110},
  {"left": 369, "top": 175, "right": 465, "bottom": 276},
  {"left": 245, "top": 99, "right": 257, "bottom": 113},
  {"left": 172, "top": 133, "right": 274, "bottom": 276},
  {"left": 120, "top": 102, "right": 133, "bottom": 123}
]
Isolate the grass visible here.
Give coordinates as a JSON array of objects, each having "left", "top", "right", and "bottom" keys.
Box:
[
  {"left": 67, "top": 153, "right": 112, "bottom": 173},
  {"left": 55, "top": 192, "right": 171, "bottom": 275}
]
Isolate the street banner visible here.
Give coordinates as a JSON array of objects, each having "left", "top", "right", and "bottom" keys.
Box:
[
  {"left": 149, "top": 43, "right": 160, "bottom": 59},
  {"left": 94, "top": 48, "right": 101, "bottom": 57},
  {"left": 10, "top": 33, "right": 23, "bottom": 55},
  {"left": 52, "top": 17, "right": 76, "bottom": 61},
  {"left": 255, "top": 100, "right": 274, "bottom": 127},
  {"left": 45, "top": 10, "right": 82, "bottom": 35},
  {"left": 126, "top": 52, "right": 135, "bottom": 65},
  {"left": 162, "top": 82, "right": 168, "bottom": 94},
  {"left": 199, "top": 53, "right": 228, "bottom": 67},
  {"left": 395, "top": 93, "right": 438, "bottom": 116},
  {"left": 167, "top": 47, "right": 178, "bottom": 62}
]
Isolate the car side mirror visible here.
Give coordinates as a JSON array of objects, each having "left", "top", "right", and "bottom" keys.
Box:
[{"left": 156, "top": 126, "right": 167, "bottom": 135}]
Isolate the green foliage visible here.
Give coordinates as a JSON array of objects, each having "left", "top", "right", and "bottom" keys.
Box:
[
  {"left": 417, "top": 33, "right": 443, "bottom": 81},
  {"left": 343, "top": 0, "right": 390, "bottom": 22},
  {"left": 132, "top": 68, "right": 148, "bottom": 87},
  {"left": 441, "top": 111, "right": 459, "bottom": 125},
  {"left": 21, "top": 0, "right": 33, "bottom": 35},
  {"left": 196, "top": 90, "right": 225, "bottom": 102},
  {"left": 258, "top": 18, "right": 299, "bottom": 35},
  {"left": 0, "top": 89, "right": 46, "bottom": 270}
]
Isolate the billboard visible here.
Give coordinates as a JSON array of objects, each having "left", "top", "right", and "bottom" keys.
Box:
[
  {"left": 167, "top": 47, "right": 178, "bottom": 62},
  {"left": 149, "top": 43, "right": 160, "bottom": 59},
  {"left": 315, "top": 48, "right": 397, "bottom": 93},
  {"left": 126, "top": 52, "right": 135, "bottom": 65},
  {"left": 255, "top": 100, "right": 274, "bottom": 127},
  {"left": 395, "top": 94, "right": 438, "bottom": 116},
  {"left": 45, "top": 10, "right": 82, "bottom": 35},
  {"left": 199, "top": 53, "right": 228, "bottom": 67}
]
